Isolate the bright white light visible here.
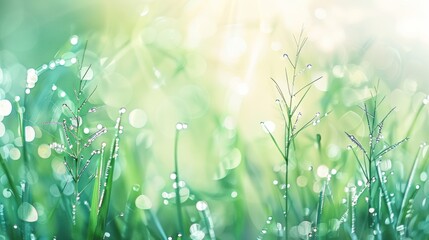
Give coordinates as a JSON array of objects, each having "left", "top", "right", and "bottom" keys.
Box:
[
  {"left": 25, "top": 126, "right": 36, "bottom": 142},
  {"left": 0, "top": 99, "right": 12, "bottom": 116},
  {"left": 261, "top": 121, "right": 276, "bottom": 133},
  {"left": 70, "top": 35, "right": 79, "bottom": 45}
]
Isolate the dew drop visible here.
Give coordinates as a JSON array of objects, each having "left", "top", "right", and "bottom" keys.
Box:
[
  {"left": 119, "top": 107, "right": 126, "bottom": 114},
  {"left": 178, "top": 180, "right": 186, "bottom": 188},
  {"left": 196, "top": 201, "right": 208, "bottom": 211},
  {"left": 170, "top": 172, "right": 177, "bottom": 180},
  {"left": 2, "top": 189, "right": 12, "bottom": 198},
  {"left": 283, "top": 53, "right": 288, "bottom": 58},
  {"left": 369, "top": 208, "right": 375, "bottom": 213},
  {"left": 176, "top": 122, "right": 188, "bottom": 130},
  {"left": 70, "top": 35, "right": 79, "bottom": 45},
  {"left": 132, "top": 184, "right": 140, "bottom": 192},
  {"left": 49, "top": 61, "right": 56, "bottom": 69},
  {"left": 306, "top": 64, "right": 312, "bottom": 69}
]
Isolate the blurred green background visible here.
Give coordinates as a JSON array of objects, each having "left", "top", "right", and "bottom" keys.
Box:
[{"left": 1, "top": 0, "right": 429, "bottom": 239}]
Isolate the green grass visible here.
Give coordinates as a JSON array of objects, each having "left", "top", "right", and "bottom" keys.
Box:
[{"left": 1, "top": 33, "right": 429, "bottom": 240}]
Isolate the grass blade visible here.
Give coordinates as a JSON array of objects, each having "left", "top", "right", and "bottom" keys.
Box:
[
  {"left": 314, "top": 181, "right": 326, "bottom": 239},
  {"left": 0, "top": 155, "right": 21, "bottom": 204},
  {"left": 121, "top": 184, "right": 147, "bottom": 239},
  {"left": 174, "top": 123, "right": 186, "bottom": 235},
  {"left": 88, "top": 108, "right": 125, "bottom": 239},
  {"left": 146, "top": 209, "right": 168, "bottom": 240},
  {"left": 397, "top": 145, "right": 427, "bottom": 227},
  {"left": 87, "top": 143, "right": 106, "bottom": 240}
]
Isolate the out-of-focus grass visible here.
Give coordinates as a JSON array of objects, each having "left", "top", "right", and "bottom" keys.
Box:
[{"left": 1, "top": 0, "right": 429, "bottom": 239}]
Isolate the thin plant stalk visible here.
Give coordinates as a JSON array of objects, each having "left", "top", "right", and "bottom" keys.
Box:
[
  {"left": 265, "top": 30, "right": 323, "bottom": 239},
  {"left": 174, "top": 123, "right": 187, "bottom": 235}
]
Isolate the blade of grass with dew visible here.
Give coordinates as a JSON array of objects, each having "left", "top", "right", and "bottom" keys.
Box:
[
  {"left": 200, "top": 201, "right": 216, "bottom": 240},
  {"left": 0, "top": 155, "right": 20, "bottom": 204},
  {"left": 174, "top": 123, "right": 186, "bottom": 236},
  {"left": 397, "top": 144, "right": 428, "bottom": 228},
  {"left": 87, "top": 142, "right": 106, "bottom": 240},
  {"left": 20, "top": 181, "right": 31, "bottom": 240},
  {"left": 375, "top": 160, "right": 395, "bottom": 228},
  {"left": 314, "top": 181, "right": 326, "bottom": 240},
  {"left": 0, "top": 203, "right": 9, "bottom": 238},
  {"left": 93, "top": 109, "right": 125, "bottom": 239},
  {"left": 347, "top": 186, "right": 358, "bottom": 240}
]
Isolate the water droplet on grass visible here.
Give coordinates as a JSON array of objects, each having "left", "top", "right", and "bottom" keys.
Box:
[
  {"left": 70, "top": 35, "right": 79, "bottom": 45},
  {"left": 196, "top": 201, "right": 208, "bottom": 211},
  {"left": 306, "top": 64, "right": 312, "bottom": 69},
  {"left": 176, "top": 122, "right": 188, "bottom": 130},
  {"left": 190, "top": 223, "right": 205, "bottom": 240},
  {"left": 119, "top": 107, "right": 126, "bottom": 114},
  {"left": 132, "top": 184, "right": 140, "bottom": 192},
  {"left": 2, "top": 189, "right": 12, "bottom": 198},
  {"left": 49, "top": 61, "right": 56, "bottom": 69}
]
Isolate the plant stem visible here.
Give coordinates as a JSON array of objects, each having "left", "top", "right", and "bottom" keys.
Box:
[{"left": 174, "top": 128, "right": 185, "bottom": 236}]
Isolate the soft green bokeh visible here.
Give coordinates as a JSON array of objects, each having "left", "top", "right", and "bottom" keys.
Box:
[{"left": 1, "top": 0, "right": 429, "bottom": 239}]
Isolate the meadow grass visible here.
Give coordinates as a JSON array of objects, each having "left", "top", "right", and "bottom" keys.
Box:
[{"left": 0, "top": 34, "right": 428, "bottom": 240}]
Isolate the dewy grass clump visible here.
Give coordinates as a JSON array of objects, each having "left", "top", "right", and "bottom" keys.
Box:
[
  {"left": 261, "top": 30, "right": 328, "bottom": 239},
  {"left": 1, "top": 31, "right": 429, "bottom": 239}
]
